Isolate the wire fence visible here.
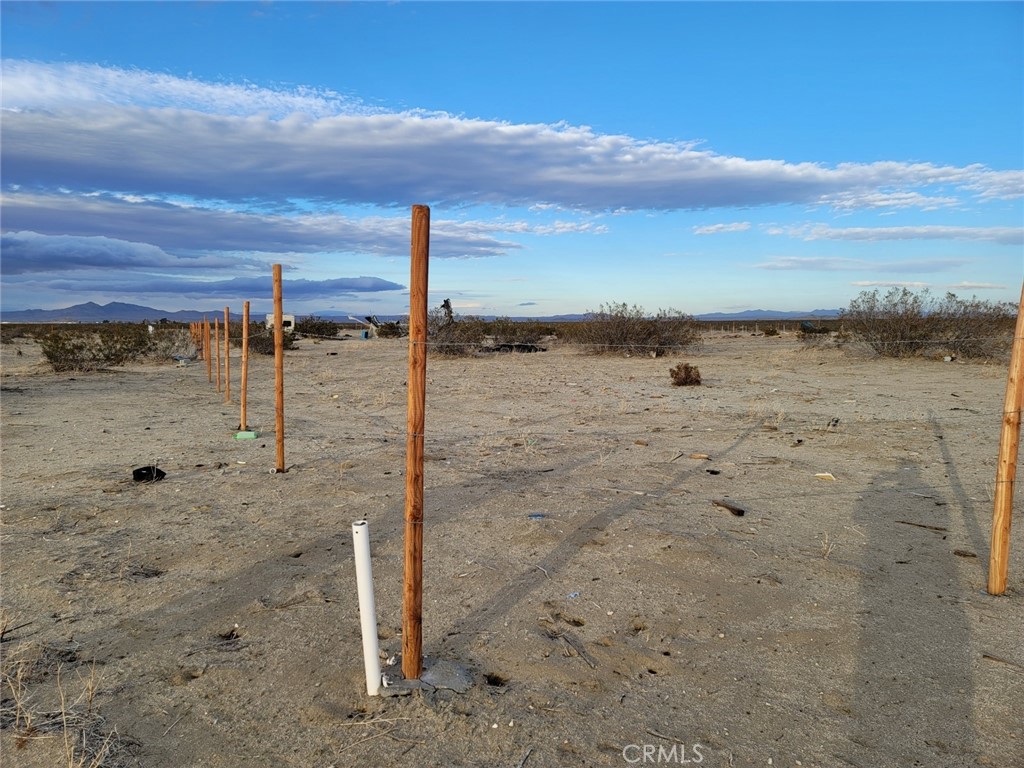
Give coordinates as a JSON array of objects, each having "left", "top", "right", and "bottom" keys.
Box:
[{"left": 188, "top": 324, "right": 1020, "bottom": 521}]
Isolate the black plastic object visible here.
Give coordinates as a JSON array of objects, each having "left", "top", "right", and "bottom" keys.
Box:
[{"left": 133, "top": 466, "right": 166, "bottom": 483}]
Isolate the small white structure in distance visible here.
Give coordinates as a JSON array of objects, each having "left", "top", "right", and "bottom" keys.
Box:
[{"left": 265, "top": 313, "right": 296, "bottom": 333}]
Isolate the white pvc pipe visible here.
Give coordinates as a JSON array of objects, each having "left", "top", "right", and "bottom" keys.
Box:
[{"left": 351, "top": 520, "right": 382, "bottom": 695}]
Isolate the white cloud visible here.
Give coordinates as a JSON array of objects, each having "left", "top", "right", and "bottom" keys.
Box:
[
  {"left": 693, "top": 222, "right": 751, "bottom": 235},
  {"left": 0, "top": 231, "right": 265, "bottom": 274},
  {"left": 768, "top": 224, "right": 1023, "bottom": 245},
  {"left": 819, "top": 191, "right": 959, "bottom": 211},
  {"left": 850, "top": 281, "right": 932, "bottom": 289},
  {"left": 947, "top": 281, "right": 1007, "bottom": 291},
  {"left": 757, "top": 256, "right": 965, "bottom": 273},
  {"left": 2, "top": 61, "right": 1020, "bottom": 214},
  {"left": 0, "top": 60, "right": 371, "bottom": 119},
  {"left": 0, "top": 192, "right": 524, "bottom": 263}
]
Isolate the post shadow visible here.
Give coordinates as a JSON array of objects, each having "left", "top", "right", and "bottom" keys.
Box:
[{"left": 846, "top": 463, "right": 976, "bottom": 765}]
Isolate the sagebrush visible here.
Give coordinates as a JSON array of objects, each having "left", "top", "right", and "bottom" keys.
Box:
[
  {"left": 39, "top": 325, "right": 153, "bottom": 372},
  {"left": 294, "top": 316, "right": 340, "bottom": 338},
  {"left": 564, "top": 302, "right": 701, "bottom": 357},
  {"left": 839, "top": 288, "right": 1015, "bottom": 359},
  {"left": 246, "top": 322, "right": 297, "bottom": 355},
  {"left": 427, "top": 308, "right": 487, "bottom": 356}
]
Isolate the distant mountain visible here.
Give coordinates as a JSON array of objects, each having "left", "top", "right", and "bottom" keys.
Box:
[
  {"left": 1, "top": 301, "right": 841, "bottom": 324},
  {"left": 0, "top": 301, "right": 229, "bottom": 323}
]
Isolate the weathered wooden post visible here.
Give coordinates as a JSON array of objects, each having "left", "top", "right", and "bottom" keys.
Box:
[
  {"left": 223, "top": 306, "right": 231, "bottom": 404},
  {"left": 403, "top": 204, "right": 429, "bottom": 680},
  {"left": 988, "top": 281, "right": 1024, "bottom": 595},
  {"left": 214, "top": 317, "right": 221, "bottom": 393},
  {"left": 205, "top": 316, "right": 212, "bottom": 383},
  {"left": 273, "top": 265, "right": 286, "bottom": 473},
  {"left": 240, "top": 301, "right": 250, "bottom": 431}
]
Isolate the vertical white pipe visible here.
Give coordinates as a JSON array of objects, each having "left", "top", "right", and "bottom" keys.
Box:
[{"left": 352, "top": 520, "right": 382, "bottom": 695}]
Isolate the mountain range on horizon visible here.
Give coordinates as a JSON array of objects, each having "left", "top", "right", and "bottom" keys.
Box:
[{"left": 0, "top": 301, "right": 842, "bottom": 324}]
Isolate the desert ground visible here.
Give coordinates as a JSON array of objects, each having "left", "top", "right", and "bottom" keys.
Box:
[{"left": 1, "top": 330, "right": 1022, "bottom": 768}]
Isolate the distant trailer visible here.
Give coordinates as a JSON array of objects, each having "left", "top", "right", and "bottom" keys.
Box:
[{"left": 265, "top": 313, "right": 296, "bottom": 333}]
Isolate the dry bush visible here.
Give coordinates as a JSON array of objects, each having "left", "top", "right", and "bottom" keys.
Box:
[
  {"left": 147, "top": 328, "right": 197, "bottom": 361},
  {"left": 928, "top": 293, "right": 1017, "bottom": 359},
  {"left": 374, "top": 319, "right": 407, "bottom": 338},
  {"left": 428, "top": 308, "right": 487, "bottom": 356},
  {"left": 246, "top": 322, "right": 297, "bottom": 355},
  {"left": 38, "top": 325, "right": 153, "bottom": 372},
  {"left": 565, "top": 302, "right": 701, "bottom": 357},
  {"left": 486, "top": 317, "right": 548, "bottom": 345},
  {"left": 798, "top": 332, "right": 833, "bottom": 351},
  {"left": 840, "top": 288, "right": 1015, "bottom": 359},
  {"left": 1, "top": 324, "right": 34, "bottom": 344},
  {"left": 669, "top": 362, "right": 702, "bottom": 386},
  {"left": 294, "top": 315, "right": 340, "bottom": 338}
]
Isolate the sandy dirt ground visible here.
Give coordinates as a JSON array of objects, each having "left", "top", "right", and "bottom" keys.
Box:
[{"left": 1, "top": 331, "right": 1022, "bottom": 768}]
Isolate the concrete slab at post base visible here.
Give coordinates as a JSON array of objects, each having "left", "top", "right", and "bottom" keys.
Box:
[
  {"left": 381, "top": 657, "right": 473, "bottom": 696},
  {"left": 420, "top": 658, "right": 473, "bottom": 693}
]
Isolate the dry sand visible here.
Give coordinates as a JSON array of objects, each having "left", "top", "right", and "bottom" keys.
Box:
[{"left": 1, "top": 332, "right": 1022, "bottom": 768}]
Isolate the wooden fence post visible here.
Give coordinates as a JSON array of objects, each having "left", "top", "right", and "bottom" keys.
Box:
[
  {"left": 214, "top": 317, "right": 221, "bottom": 393},
  {"left": 240, "top": 301, "right": 250, "bottom": 431},
  {"left": 988, "top": 281, "right": 1024, "bottom": 595},
  {"left": 205, "top": 316, "right": 212, "bottom": 383},
  {"left": 223, "top": 306, "right": 231, "bottom": 404},
  {"left": 403, "top": 204, "right": 429, "bottom": 680},
  {"left": 273, "top": 265, "right": 286, "bottom": 473}
]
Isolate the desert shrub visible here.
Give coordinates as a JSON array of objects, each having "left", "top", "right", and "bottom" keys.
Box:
[
  {"left": 799, "top": 331, "right": 834, "bottom": 349},
  {"left": 838, "top": 289, "right": 931, "bottom": 357},
  {"left": 374, "top": 319, "right": 407, "bottom": 338},
  {"left": 246, "top": 322, "right": 297, "bottom": 355},
  {"left": 428, "top": 308, "right": 487, "bottom": 356},
  {"left": 294, "top": 315, "right": 340, "bottom": 338},
  {"left": 669, "top": 362, "right": 702, "bottom": 386},
  {"left": 928, "top": 293, "right": 1016, "bottom": 359},
  {"left": 763, "top": 327, "right": 779, "bottom": 337},
  {"left": 39, "top": 324, "right": 153, "bottom": 372},
  {"left": 487, "top": 316, "right": 546, "bottom": 345},
  {"left": 148, "top": 328, "right": 198, "bottom": 360},
  {"left": 840, "top": 288, "right": 1014, "bottom": 359},
  {"left": 0, "top": 324, "right": 33, "bottom": 344},
  {"left": 566, "top": 302, "right": 701, "bottom": 357}
]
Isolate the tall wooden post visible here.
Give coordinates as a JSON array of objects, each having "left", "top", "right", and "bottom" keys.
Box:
[
  {"left": 403, "top": 205, "right": 429, "bottom": 680},
  {"left": 988, "top": 281, "right": 1024, "bottom": 595},
  {"left": 223, "top": 306, "right": 231, "bottom": 404},
  {"left": 273, "top": 265, "right": 286, "bottom": 473},
  {"left": 204, "top": 317, "right": 212, "bottom": 382},
  {"left": 214, "top": 317, "right": 221, "bottom": 393},
  {"left": 240, "top": 301, "right": 250, "bottom": 431}
]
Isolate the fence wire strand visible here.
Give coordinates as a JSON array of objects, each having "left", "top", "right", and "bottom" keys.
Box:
[{"left": 189, "top": 326, "right": 1018, "bottom": 511}]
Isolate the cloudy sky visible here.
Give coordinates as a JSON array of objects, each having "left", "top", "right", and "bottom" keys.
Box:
[{"left": 2, "top": 1, "right": 1021, "bottom": 318}]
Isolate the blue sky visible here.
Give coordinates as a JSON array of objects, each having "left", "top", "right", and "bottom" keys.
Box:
[{"left": 2, "top": 1, "right": 1021, "bottom": 318}]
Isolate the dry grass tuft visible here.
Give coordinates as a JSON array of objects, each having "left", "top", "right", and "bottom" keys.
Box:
[
  {"left": 1, "top": 638, "right": 140, "bottom": 767},
  {"left": 669, "top": 362, "right": 702, "bottom": 386}
]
